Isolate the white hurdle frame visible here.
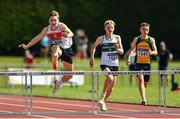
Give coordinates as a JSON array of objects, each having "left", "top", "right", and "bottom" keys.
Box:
[{"left": 0, "top": 70, "right": 180, "bottom": 115}]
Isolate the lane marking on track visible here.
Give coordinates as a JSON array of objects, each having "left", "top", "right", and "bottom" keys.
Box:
[
  {"left": 0, "top": 102, "right": 76, "bottom": 112},
  {"left": 0, "top": 97, "right": 134, "bottom": 118},
  {"left": 0, "top": 97, "right": 144, "bottom": 111},
  {"left": 0, "top": 102, "right": 132, "bottom": 118},
  {"left": 0, "top": 96, "right": 144, "bottom": 116},
  {"left": 165, "top": 113, "right": 180, "bottom": 116},
  {"left": 0, "top": 110, "right": 12, "bottom": 113},
  {"left": 97, "top": 113, "right": 137, "bottom": 118},
  {"left": 1, "top": 97, "right": 180, "bottom": 118},
  {"left": 0, "top": 109, "right": 56, "bottom": 118}
]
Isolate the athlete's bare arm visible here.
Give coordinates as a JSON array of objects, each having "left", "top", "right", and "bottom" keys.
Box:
[
  {"left": 126, "top": 37, "right": 138, "bottom": 63},
  {"left": 89, "top": 38, "right": 102, "bottom": 67},
  {"left": 115, "top": 36, "right": 124, "bottom": 55},
  {"left": 130, "top": 37, "right": 138, "bottom": 49},
  {"left": 126, "top": 48, "right": 135, "bottom": 65},
  {"left": 127, "top": 37, "right": 138, "bottom": 55},
  {"left": 169, "top": 52, "right": 173, "bottom": 61},
  {"left": 150, "top": 37, "right": 158, "bottom": 56},
  {"left": 60, "top": 23, "right": 74, "bottom": 38},
  {"left": 18, "top": 27, "right": 47, "bottom": 49}
]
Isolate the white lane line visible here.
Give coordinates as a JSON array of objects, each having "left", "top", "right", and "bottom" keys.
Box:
[
  {"left": 1, "top": 97, "right": 180, "bottom": 118},
  {"left": 0, "top": 96, "right": 141, "bottom": 116},
  {"left": 97, "top": 113, "right": 137, "bottom": 118},
  {"left": 0, "top": 102, "right": 76, "bottom": 112},
  {"left": 0, "top": 97, "right": 162, "bottom": 118},
  {"left": 0, "top": 97, "right": 140, "bottom": 111},
  {"left": 3, "top": 97, "right": 176, "bottom": 118},
  {"left": 0, "top": 109, "right": 55, "bottom": 118},
  {"left": 166, "top": 113, "right": 180, "bottom": 116},
  {"left": 0, "top": 110, "right": 12, "bottom": 113},
  {"left": 31, "top": 115, "right": 56, "bottom": 118},
  {"left": 0, "top": 102, "right": 132, "bottom": 118}
]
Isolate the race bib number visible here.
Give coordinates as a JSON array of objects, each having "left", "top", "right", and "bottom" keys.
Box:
[
  {"left": 107, "top": 53, "right": 118, "bottom": 61},
  {"left": 137, "top": 48, "right": 148, "bottom": 56},
  {"left": 51, "top": 39, "right": 63, "bottom": 45}
]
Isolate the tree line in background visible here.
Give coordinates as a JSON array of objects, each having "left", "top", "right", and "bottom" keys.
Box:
[{"left": 0, "top": 0, "right": 180, "bottom": 58}]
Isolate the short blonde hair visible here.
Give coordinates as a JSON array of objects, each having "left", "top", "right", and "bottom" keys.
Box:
[
  {"left": 140, "top": 22, "right": 150, "bottom": 27},
  {"left": 104, "top": 20, "right": 115, "bottom": 26},
  {"left": 49, "top": 10, "right": 59, "bottom": 18}
]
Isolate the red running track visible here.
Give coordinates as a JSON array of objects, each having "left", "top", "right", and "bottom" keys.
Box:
[{"left": 0, "top": 95, "right": 180, "bottom": 118}]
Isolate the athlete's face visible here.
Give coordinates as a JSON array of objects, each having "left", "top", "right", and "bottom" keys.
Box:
[
  {"left": 49, "top": 16, "right": 59, "bottom": 27},
  {"left": 140, "top": 26, "right": 149, "bottom": 36},
  {"left": 104, "top": 23, "right": 115, "bottom": 35}
]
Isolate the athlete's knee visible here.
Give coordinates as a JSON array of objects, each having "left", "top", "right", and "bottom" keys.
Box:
[
  {"left": 106, "top": 78, "right": 113, "bottom": 83},
  {"left": 62, "top": 74, "right": 73, "bottom": 82},
  {"left": 66, "top": 75, "right": 73, "bottom": 79},
  {"left": 51, "top": 45, "right": 62, "bottom": 57},
  {"left": 52, "top": 55, "right": 58, "bottom": 60},
  {"left": 106, "top": 74, "right": 114, "bottom": 81},
  {"left": 144, "top": 82, "right": 148, "bottom": 88}
]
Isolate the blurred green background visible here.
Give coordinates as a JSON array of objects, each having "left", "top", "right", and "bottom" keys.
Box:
[{"left": 0, "top": 0, "right": 180, "bottom": 58}]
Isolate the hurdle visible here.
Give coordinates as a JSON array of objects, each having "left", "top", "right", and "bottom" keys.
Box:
[
  {"left": 0, "top": 72, "right": 28, "bottom": 115},
  {"left": 0, "top": 70, "right": 180, "bottom": 115},
  {"left": 95, "top": 70, "right": 180, "bottom": 114}
]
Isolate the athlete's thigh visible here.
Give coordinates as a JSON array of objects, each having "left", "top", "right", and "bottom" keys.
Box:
[
  {"left": 100, "top": 65, "right": 114, "bottom": 79},
  {"left": 111, "top": 76, "right": 117, "bottom": 87},
  {"left": 62, "top": 61, "right": 74, "bottom": 71},
  {"left": 144, "top": 64, "right": 151, "bottom": 82}
]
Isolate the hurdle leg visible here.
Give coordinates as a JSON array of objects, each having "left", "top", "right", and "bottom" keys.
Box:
[
  {"left": 158, "top": 73, "right": 162, "bottom": 111},
  {"left": 30, "top": 75, "right": 33, "bottom": 115},
  {"left": 91, "top": 73, "right": 95, "bottom": 114},
  {"left": 163, "top": 74, "right": 167, "bottom": 112},
  {"left": 96, "top": 74, "right": 100, "bottom": 112},
  {"left": 25, "top": 74, "right": 28, "bottom": 115}
]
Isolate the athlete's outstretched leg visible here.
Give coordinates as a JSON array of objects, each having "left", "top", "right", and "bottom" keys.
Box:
[
  {"left": 61, "top": 61, "right": 74, "bottom": 82},
  {"left": 99, "top": 68, "right": 114, "bottom": 111},
  {"left": 53, "top": 60, "right": 74, "bottom": 94},
  {"left": 104, "top": 76, "right": 117, "bottom": 100},
  {"left": 100, "top": 68, "right": 114, "bottom": 101},
  {"left": 51, "top": 45, "right": 62, "bottom": 94}
]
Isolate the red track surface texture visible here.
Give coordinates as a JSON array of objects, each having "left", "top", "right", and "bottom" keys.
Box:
[{"left": 0, "top": 95, "right": 180, "bottom": 118}]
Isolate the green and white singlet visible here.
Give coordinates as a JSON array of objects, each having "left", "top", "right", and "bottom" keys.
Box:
[{"left": 99, "top": 34, "right": 121, "bottom": 67}]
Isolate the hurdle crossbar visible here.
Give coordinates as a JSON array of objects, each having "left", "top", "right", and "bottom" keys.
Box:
[{"left": 0, "top": 70, "right": 180, "bottom": 76}]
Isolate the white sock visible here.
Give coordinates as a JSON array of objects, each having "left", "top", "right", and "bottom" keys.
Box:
[{"left": 143, "top": 98, "right": 147, "bottom": 102}]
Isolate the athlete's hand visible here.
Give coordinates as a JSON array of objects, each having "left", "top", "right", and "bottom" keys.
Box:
[
  {"left": 89, "top": 59, "right": 94, "bottom": 67},
  {"left": 61, "top": 31, "right": 68, "bottom": 38},
  {"left": 114, "top": 43, "right": 120, "bottom": 50},
  {"left": 61, "top": 25, "right": 68, "bottom": 38},
  {"left": 149, "top": 50, "right": 153, "bottom": 55},
  {"left": 18, "top": 44, "right": 28, "bottom": 49},
  {"left": 126, "top": 60, "right": 130, "bottom": 66}
]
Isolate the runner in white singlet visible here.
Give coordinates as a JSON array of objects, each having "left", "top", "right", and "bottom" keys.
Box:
[{"left": 89, "top": 20, "right": 124, "bottom": 111}]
